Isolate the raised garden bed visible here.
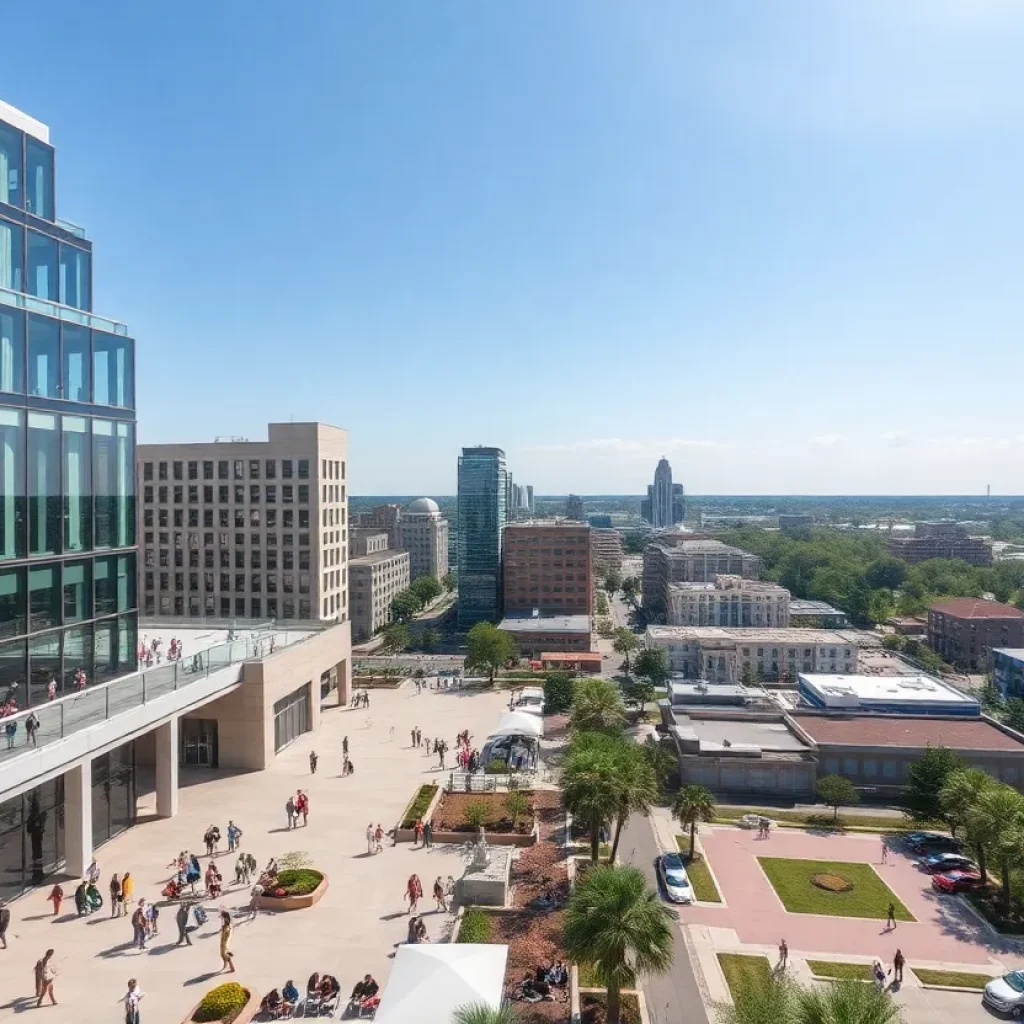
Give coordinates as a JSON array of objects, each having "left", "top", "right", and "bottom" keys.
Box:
[
  {"left": 352, "top": 675, "right": 406, "bottom": 689},
  {"left": 429, "top": 790, "right": 538, "bottom": 846},
  {"left": 580, "top": 992, "right": 641, "bottom": 1024},
  {"left": 456, "top": 907, "right": 494, "bottom": 943},
  {"left": 252, "top": 869, "right": 328, "bottom": 911},
  {"left": 394, "top": 783, "right": 443, "bottom": 842},
  {"left": 185, "top": 982, "right": 257, "bottom": 1024}
]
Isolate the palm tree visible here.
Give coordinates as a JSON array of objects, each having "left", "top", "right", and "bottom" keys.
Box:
[
  {"left": 451, "top": 1002, "right": 520, "bottom": 1024},
  {"left": 978, "top": 784, "right": 1024, "bottom": 914},
  {"left": 564, "top": 865, "right": 673, "bottom": 1024},
  {"left": 792, "top": 979, "right": 903, "bottom": 1024},
  {"left": 715, "top": 974, "right": 794, "bottom": 1024},
  {"left": 613, "top": 628, "right": 640, "bottom": 672},
  {"left": 608, "top": 744, "right": 659, "bottom": 864},
  {"left": 673, "top": 785, "right": 717, "bottom": 860},
  {"left": 940, "top": 768, "right": 996, "bottom": 882},
  {"left": 569, "top": 678, "right": 627, "bottom": 735},
  {"left": 563, "top": 744, "right": 622, "bottom": 862}
]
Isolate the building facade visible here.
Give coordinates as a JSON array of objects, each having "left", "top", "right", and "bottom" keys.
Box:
[
  {"left": 457, "top": 446, "right": 507, "bottom": 626},
  {"left": 497, "top": 613, "right": 592, "bottom": 656},
  {"left": 667, "top": 575, "right": 791, "bottom": 628},
  {"left": 350, "top": 529, "right": 388, "bottom": 557},
  {"left": 591, "top": 528, "right": 624, "bottom": 574},
  {"left": 640, "top": 457, "right": 682, "bottom": 528},
  {"left": 993, "top": 649, "right": 1024, "bottom": 700},
  {"left": 888, "top": 522, "right": 993, "bottom": 566},
  {"left": 349, "top": 547, "right": 411, "bottom": 642},
  {"left": 0, "top": 100, "right": 139, "bottom": 707},
  {"left": 397, "top": 497, "right": 448, "bottom": 581},
  {"left": 642, "top": 540, "right": 762, "bottom": 621},
  {"left": 646, "top": 626, "right": 860, "bottom": 682},
  {"left": 502, "top": 522, "right": 592, "bottom": 616},
  {"left": 137, "top": 422, "right": 348, "bottom": 623},
  {"left": 928, "top": 598, "right": 1024, "bottom": 670},
  {"left": 351, "top": 503, "right": 401, "bottom": 548}
]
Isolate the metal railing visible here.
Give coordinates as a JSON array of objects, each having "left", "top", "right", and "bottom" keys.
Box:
[
  {"left": 0, "top": 630, "right": 309, "bottom": 764},
  {"left": 0, "top": 285, "right": 129, "bottom": 336}
]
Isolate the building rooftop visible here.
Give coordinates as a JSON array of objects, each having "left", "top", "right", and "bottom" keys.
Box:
[
  {"left": 498, "top": 614, "right": 591, "bottom": 634},
  {"left": 790, "top": 714, "right": 1024, "bottom": 751},
  {"left": 994, "top": 649, "right": 1024, "bottom": 661},
  {"left": 0, "top": 99, "right": 49, "bottom": 142},
  {"left": 671, "top": 712, "right": 810, "bottom": 752},
  {"left": 929, "top": 598, "right": 1024, "bottom": 620},
  {"left": 505, "top": 520, "right": 590, "bottom": 530},
  {"left": 669, "top": 576, "right": 787, "bottom": 595},
  {"left": 651, "top": 540, "right": 754, "bottom": 555},
  {"left": 647, "top": 626, "right": 863, "bottom": 645},
  {"left": 669, "top": 682, "right": 750, "bottom": 700},
  {"left": 406, "top": 497, "right": 440, "bottom": 514},
  {"left": 798, "top": 673, "right": 977, "bottom": 707},
  {"left": 350, "top": 549, "right": 410, "bottom": 567},
  {"left": 790, "top": 599, "right": 846, "bottom": 616}
]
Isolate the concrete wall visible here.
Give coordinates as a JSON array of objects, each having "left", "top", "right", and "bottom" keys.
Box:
[{"left": 681, "top": 755, "right": 817, "bottom": 797}]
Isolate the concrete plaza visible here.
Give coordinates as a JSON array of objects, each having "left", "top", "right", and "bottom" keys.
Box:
[{"left": 0, "top": 684, "right": 509, "bottom": 1023}]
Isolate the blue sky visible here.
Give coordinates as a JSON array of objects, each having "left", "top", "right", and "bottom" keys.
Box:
[{"left": 5, "top": 1, "right": 1024, "bottom": 494}]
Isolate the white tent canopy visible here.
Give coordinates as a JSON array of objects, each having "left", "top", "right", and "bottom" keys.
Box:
[
  {"left": 374, "top": 943, "right": 508, "bottom": 1024},
  {"left": 492, "top": 710, "right": 544, "bottom": 739}
]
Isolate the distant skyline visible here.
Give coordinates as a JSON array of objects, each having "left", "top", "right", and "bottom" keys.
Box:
[{"left": 4, "top": 1, "right": 1024, "bottom": 494}]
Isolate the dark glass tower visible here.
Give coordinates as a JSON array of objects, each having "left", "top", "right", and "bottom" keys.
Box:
[
  {"left": 0, "top": 101, "right": 138, "bottom": 708},
  {"left": 457, "top": 446, "right": 506, "bottom": 627}
]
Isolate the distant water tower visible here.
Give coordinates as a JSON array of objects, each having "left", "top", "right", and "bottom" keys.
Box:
[{"left": 987, "top": 484, "right": 991, "bottom": 498}]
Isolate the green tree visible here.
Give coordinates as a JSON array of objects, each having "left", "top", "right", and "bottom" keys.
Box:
[
  {"left": 442, "top": 571, "right": 457, "bottom": 593},
  {"left": 542, "top": 672, "right": 574, "bottom": 714},
  {"left": 409, "top": 575, "right": 443, "bottom": 607},
  {"left": 505, "top": 790, "right": 532, "bottom": 830},
  {"left": 464, "top": 623, "right": 516, "bottom": 684},
  {"left": 608, "top": 743, "right": 658, "bottom": 864},
  {"left": 902, "top": 746, "right": 966, "bottom": 825},
  {"left": 865, "top": 557, "right": 907, "bottom": 591},
  {"left": 604, "top": 569, "right": 623, "bottom": 594},
  {"left": 634, "top": 647, "right": 671, "bottom": 688},
  {"left": 563, "top": 865, "right": 673, "bottom": 1024},
  {"left": 715, "top": 972, "right": 794, "bottom": 1024},
  {"left": 977, "top": 783, "right": 1024, "bottom": 911},
  {"left": 621, "top": 576, "right": 638, "bottom": 604},
  {"left": 624, "top": 679, "right": 656, "bottom": 714},
  {"left": 391, "top": 589, "right": 421, "bottom": 622},
  {"left": 569, "top": 678, "right": 627, "bottom": 735},
  {"left": 815, "top": 775, "right": 859, "bottom": 822},
  {"left": 1004, "top": 698, "right": 1024, "bottom": 733},
  {"left": 381, "top": 622, "right": 410, "bottom": 653},
  {"left": 940, "top": 768, "right": 997, "bottom": 881},
  {"left": 613, "top": 628, "right": 640, "bottom": 672},
  {"left": 563, "top": 740, "right": 623, "bottom": 863},
  {"left": 673, "top": 785, "right": 716, "bottom": 859},
  {"left": 881, "top": 634, "right": 904, "bottom": 652},
  {"left": 641, "top": 737, "right": 676, "bottom": 794},
  {"left": 419, "top": 628, "right": 440, "bottom": 653},
  {"left": 451, "top": 1003, "right": 520, "bottom": 1024}
]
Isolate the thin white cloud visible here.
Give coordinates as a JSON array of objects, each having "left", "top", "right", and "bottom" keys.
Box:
[
  {"left": 808, "top": 433, "right": 847, "bottom": 446},
  {"left": 519, "top": 437, "right": 732, "bottom": 454}
]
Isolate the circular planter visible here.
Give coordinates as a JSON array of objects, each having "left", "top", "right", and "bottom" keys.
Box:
[
  {"left": 252, "top": 872, "right": 329, "bottom": 911},
  {"left": 183, "top": 986, "right": 257, "bottom": 1024}
]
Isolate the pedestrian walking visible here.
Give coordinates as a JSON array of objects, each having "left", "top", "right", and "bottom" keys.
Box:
[
  {"left": 109, "top": 874, "right": 122, "bottom": 918},
  {"left": 47, "top": 883, "right": 63, "bottom": 917},
  {"left": 0, "top": 897, "right": 10, "bottom": 949},
  {"left": 132, "top": 901, "right": 148, "bottom": 949},
  {"left": 423, "top": 736, "right": 430, "bottom": 756},
  {"left": 366, "top": 823, "right": 375, "bottom": 855},
  {"left": 35, "top": 948, "right": 57, "bottom": 1007},
  {"left": 175, "top": 901, "right": 193, "bottom": 946},
  {"left": 423, "top": 820, "right": 433, "bottom": 848},
  {"left": 25, "top": 711, "right": 39, "bottom": 746},
  {"left": 226, "top": 820, "right": 242, "bottom": 853},
  {"left": 881, "top": 837, "right": 889, "bottom": 865},
  {"left": 296, "top": 790, "right": 309, "bottom": 827},
  {"left": 219, "top": 910, "right": 236, "bottom": 973},
  {"left": 121, "top": 873, "right": 134, "bottom": 915},
  {"left": 285, "top": 795, "right": 296, "bottom": 829},
  {"left": 778, "top": 938, "right": 788, "bottom": 969},
  {"left": 343, "top": 735, "right": 349, "bottom": 757},
  {"left": 309, "top": 750, "right": 318, "bottom": 774},
  {"left": 433, "top": 877, "right": 446, "bottom": 913},
  {"left": 886, "top": 902, "right": 897, "bottom": 930},
  {"left": 4, "top": 718, "right": 16, "bottom": 748},
  {"left": 893, "top": 948, "right": 904, "bottom": 983},
  {"left": 87, "top": 858, "right": 100, "bottom": 885},
  {"left": 411, "top": 728, "right": 416, "bottom": 747},
  {"left": 375, "top": 824, "right": 384, "bottom": 853},
  {"left": 405, "top": 874, "right": 422, "bottom": 914},
  {"left": 414, "top": 819, "right": 424, "bottom": 847},
  {"left": 123, "top": 978, "right": 144, "bottom": 1024},
  {"left": 149, "top": 903, "right": 160, "bottom": 936}
]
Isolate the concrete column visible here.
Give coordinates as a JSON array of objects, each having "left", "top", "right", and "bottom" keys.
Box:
[
  {"left": 65, "top": 760, "right": 92, "bottom": 878},
  {"left": 155, "top": 718, "right": 179, "bottom": 818}
]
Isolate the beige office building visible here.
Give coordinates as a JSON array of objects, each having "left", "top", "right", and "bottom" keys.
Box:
[
  {"left": 667, "top": 575, "right": 791, "bottom": 627},
  {"left": 350, "top": 548, "right": 411, "bottom": 642},
  {"left": 398, "top": 498, "right": 449, "bottom": 581},
  {"left": 591, "top": 529, "right": 624, "bottom": 574},
  {"left": 137, "top": 422, "right": 348, "bottom": 624}
]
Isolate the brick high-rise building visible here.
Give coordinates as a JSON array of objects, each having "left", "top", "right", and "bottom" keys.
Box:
[
  {"left": 503, "top": 522, "right": 592, "bottom": 616},
  {"left": 928, "top": 598, "right": 1024, "bottom": 670}
]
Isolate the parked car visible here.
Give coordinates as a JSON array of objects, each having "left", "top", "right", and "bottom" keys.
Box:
[
  {"left": 737, "top": 813, "right": 772, "bottom": 831},
  {"left": 931, "top": 870, "right": 985, "bottom": 894},
  {"left": 983, "top": 969, "right": 1024, "bottom": 1018},
  {"left": 920, "top": 853, "right": 976, "bottom": 874},
  {"left": 904, "top": 831, "right": 961, "bottom": 855},
  {"left": 657, "top": 853, "right": 695, "bottom": 904}
]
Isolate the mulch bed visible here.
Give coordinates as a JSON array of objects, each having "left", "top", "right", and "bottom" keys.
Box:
[
  {"left": 492, "top": 910, "right": 570, "bottom": 1022},
  {"left": 581, "top": 993, "right": 642, "bottom": 1024},
  {"left": 431, "top": 791, "right": 535, "bottom": 834}
]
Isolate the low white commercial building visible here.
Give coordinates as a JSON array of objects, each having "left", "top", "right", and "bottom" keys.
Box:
[
  {"left": 667, "top": 575, "right": 790, "bottom": 628},
  {"left": 798, "top": 673, "right": 980, "bottom": 717}
]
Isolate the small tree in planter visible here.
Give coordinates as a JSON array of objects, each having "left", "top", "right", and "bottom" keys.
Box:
[{"left": 505, "top": 791, "right": 531, "bottom": 831}]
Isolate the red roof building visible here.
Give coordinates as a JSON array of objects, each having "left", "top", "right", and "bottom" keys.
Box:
[{"left": 928, "top": 598, "right": 1024, "bottom": 670}]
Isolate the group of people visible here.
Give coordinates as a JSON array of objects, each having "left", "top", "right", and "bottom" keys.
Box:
[
  {"left": 350, "top": 690, "right": 371, "bottom": 708},
  {"left": 365, "top": 823, "right": 387, "bottom": 853},
  {"left": 2, "top": 701, "right": 40, "bottom": 749},
  {"left": 285, "top": 790, "right": 311, "bottom": 828},
  {"left": 137, "top": 636, "right": 184, "bottom": 667},
  {"left": 44, "top": 859, "right": 102, "bottom": 919},
  {"left": 411, "top": 818, "right": 433, "bottom": 847},
  {"left": 404, "top": 874, "right": 454, "bottom": 915}
]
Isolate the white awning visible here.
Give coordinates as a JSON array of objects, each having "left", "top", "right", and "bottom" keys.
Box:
[
  {"left": 491, "top": 710, "right": 544, "bottom": 739},
  {"left": 374, "top": 943, "right": 508, "bottom": 1024}
]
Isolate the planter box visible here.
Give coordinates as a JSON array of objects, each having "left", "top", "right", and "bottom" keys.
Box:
[
  {"left": 252, "top": 873, "right": 328, "bottom": 911},
  {"left": 427, "top": 824, "right": 537, "bottom": 848},
  {"left": 183, "top": 987, "right": 257, "bottom": 1024},
  {"left": 394, "top": 784, "right": 446, "bottom": 842}
]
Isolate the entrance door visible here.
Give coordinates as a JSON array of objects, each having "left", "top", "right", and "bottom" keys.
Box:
[{"left": 180, "top": 718, "right": 219, "bottom": 767}]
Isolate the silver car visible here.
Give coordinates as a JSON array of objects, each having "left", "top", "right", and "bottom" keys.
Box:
[
  {"left": 983, "top": 970, "right": 1024, "bottom": 1018},
  {"left": 657, "top": 853, "right": 694, "bottom": 904}
]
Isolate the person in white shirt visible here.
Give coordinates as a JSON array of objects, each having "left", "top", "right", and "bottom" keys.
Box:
[{"left": 124, "top": 978, "right": 144, "bottom": 1023}]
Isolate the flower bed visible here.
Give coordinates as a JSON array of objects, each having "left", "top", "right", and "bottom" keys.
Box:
[
  {"left": 456, "top": 907, "right": 494, "bottom": 943},
  {"left": 252, "top": 869, "right": 328, "bottom": 911},
  {"left": 432, "top": 791, "right": 536, "bottom": 835},
  {"left": 186, "top": 982, "right": 256, "bottom": 1024},
  {"left": 401, "top": 785, "right": 439, "bottom": 829}
]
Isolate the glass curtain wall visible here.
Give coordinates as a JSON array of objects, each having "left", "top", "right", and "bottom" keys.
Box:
[
  {"left": 273, "top": 685, "right": 311, "bottom": 752},
  {"left": 0, "top": 123, "right": 24, "bottom": 209},
  {"left": 0, "top": 310, "right": 25, "bottom": 394},
  {"left": 0, "top": 219, "right": 24, "bottom": 294},
  {"left": 91, "top": 741, "right": 136, "bottom": 847},
  {"left": 0, "top": 409, "right": 24, "bottom": 560},
  {"left": 0, "top": 779, "right": 64, "bottom": 901}
]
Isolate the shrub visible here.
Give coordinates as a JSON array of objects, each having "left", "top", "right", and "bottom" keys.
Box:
[
  {"left": 464, "top": 800, "right": 490, "bottom": 829},
  {"left": 505, "top": 791, "right": 532, "bottom": 829},
  {"left": 457, "top": 908, "right": 493, "bottom": 943},
  {"left": 192, "top": 982, "right": 249, "bottom": 1022},
  {"left": 272, "top": 868, "right": 324, "bottom": 896},
  {"left": 401, "top": 784, "right": 438, "bottom": 829},
  {"left": 278, "top": 850, "right": 312, "bottom": 871},
  {"left": 485, "top": 758, "right": 508, "bottom": 774}
]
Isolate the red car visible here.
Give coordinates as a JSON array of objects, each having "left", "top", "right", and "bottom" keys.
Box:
[{"left": 931, "top": 870, "right": 984, "bottom": 894}]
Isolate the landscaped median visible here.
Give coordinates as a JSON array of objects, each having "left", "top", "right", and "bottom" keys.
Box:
[
  {"left": 674, "top": 838, "right": 721, "bottom": 902},
  {"left": 715, "top": 805, "right": 940, "bottom": 834},
  {"left": 911, "top": 967, "right": 996, "bottom": 990},
  {"left": 429, "top": 789, "right": 538, "bottom": 846},
  {"left": 717, "top": 953, "right": 772, "bottom": 1001},
  {"left": 394, "top": 783, "right": 441, "bottom": 842},
  {"left": 757, "top": 857, "right": 915, "bottom": 921},
  {"left": 806, "top": 960, "right": 874, "bottom": 981}
]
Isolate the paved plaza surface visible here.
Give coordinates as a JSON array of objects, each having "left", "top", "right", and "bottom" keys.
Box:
[{"left": 0, "top": 685, "right": 509, "bottom": 1023}]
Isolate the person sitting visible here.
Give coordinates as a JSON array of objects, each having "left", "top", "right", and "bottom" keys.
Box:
[
  {"left": 350, "top": 974, "right": 379, "bottom": 1003},
  {"left": 259, "top": 990, "right": 282, "bottom": 1016},
  {"left": 281, "top": 980, "right": 299, "bottom": 1012},
  {"left": 407, "top": 915, "right": 421, "bottom": 944},
  {"left": 306, "top": 972, "right": 320, "bottom": 997},
  {"left": 319, "top": 975, "right": 341, "bottom": 999},
  {"left": 549, "top": 961, "right": 568, "bottom": 986}
]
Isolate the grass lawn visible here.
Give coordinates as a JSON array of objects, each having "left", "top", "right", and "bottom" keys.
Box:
[
  {"left": 757, "top": 858, "right": 916, "bottom": 921},
  {"left": 806, "top": 960, "right": 874, "bottom": 981},
  {"left": 716, "top": 806, "right": 936, "bottom": 833},
  {"left": 674, "top": 840, "right": 722, "bottom": 902},
  {"left": 912, "top": 967, "right": 995, "bottom": 990},
  {"left": 718, "top": 954, "right": 772, "bottom": 1001}
]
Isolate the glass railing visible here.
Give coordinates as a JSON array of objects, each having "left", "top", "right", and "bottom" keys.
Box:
[
  {"left": 0, "top": 629, "right": 311, "bottom": 766},
  {"left": 0, "top": 286, "right": 128, "bottom": 336},
  {"left": 56, "top": 217, "right": 87, "bottom": 239}
]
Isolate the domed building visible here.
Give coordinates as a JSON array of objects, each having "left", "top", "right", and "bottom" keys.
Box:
[{"left": 398, "top": 497, "right": 449, "bottom": 582}]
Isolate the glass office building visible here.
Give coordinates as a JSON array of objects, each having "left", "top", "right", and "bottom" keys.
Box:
[
  {"left": 457, "top": 446, "right": 507, "bottom": 627},
  {"left": 0, "top": 101, "right": 138, "bottom": 709}
]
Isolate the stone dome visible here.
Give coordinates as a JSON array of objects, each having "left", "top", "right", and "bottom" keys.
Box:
[{"left": 407, "top": 497, "right": 440, "bottom": 515}]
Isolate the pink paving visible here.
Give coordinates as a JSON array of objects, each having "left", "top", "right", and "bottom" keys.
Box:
[{"left": 681, "top": 827, "right": 1013, "bottom": 964}]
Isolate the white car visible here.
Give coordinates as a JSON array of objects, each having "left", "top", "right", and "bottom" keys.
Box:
[
  {"left": 657, "top": 854, "right": 695, "bottom": 904},
  {"left": 737, "top": 813, "right": 772, "bottom": 831},
  {"left": 983, "top": 970, "right": 1024, "bottom": 1018}
]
